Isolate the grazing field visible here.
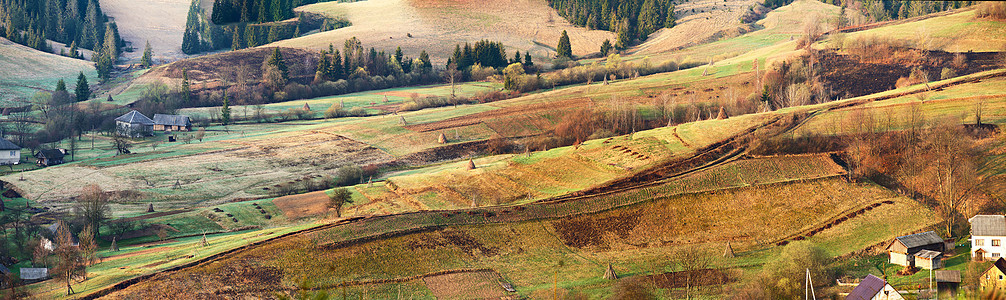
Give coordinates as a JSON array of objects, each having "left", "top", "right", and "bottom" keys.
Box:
[
  {"left": 842, "top": 8, "right": 1006, "bottom": 52},
  {"left": 92, "top": 175, "right": 934, "bottom": 299},
  {"left": 0, "top": 38, "right": 97, "bottom": 105},
  {"left": 99, "top": 0, "right": 192, "bottom": 63},
  {"left": 274, "top": 0, "right": 615, "bottom": 64}
]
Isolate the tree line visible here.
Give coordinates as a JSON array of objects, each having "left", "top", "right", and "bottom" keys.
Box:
[
  {"left": 545, "top": 0, "right": 675, "bottom": 49},
  {"left": 830, "top": 0, "right": 974, "bottom": 24},
  {"left": 183, "top": 0, "right": 348, "bottom": 55},
  {"left": 0, "top": 0, "right": 123, "bottom": 74}
]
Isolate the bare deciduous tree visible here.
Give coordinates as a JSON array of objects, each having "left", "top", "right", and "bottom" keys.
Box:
[{"left": 52, "top": 221, "right": 84, "bottom": 295}]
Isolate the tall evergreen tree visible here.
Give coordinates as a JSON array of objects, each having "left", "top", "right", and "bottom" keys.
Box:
[
  {"left": 524, "top": 52, "right": 533, "bottom": 67},
  {"left": 181, "top": 69, "right": 191, "bottom": 104},
  {"left": 68, "top": 41, "right": 80, "bottom": 59},
  {"left": 141, "top": 41, "right": 153, "bottom": 68},
  {"left": 418, "top": 50, "right": 432, "bottom": 72},
  {"left": 55, "top": 79, "right": 67, "bottom": 92},
  {"left": 394, "top": 46, "right": 404, "bottom": 64},
  {"left": 600, "top": 39, "right": 612, "bottom": 56},
  {"left": 266, "top": 47, "right": 288, "bottom": 80},
  {"left": 182, "top": 0, "right": 203, "bottom": 54},
  {"left": 75, "top": 72, "right": 90, "bottom": 102},
  {"left": 221, "top": 90, "right": 231, "bottom": 125},
  {"left": 231, "top": 23, "right": 246, "bottom": 50},
  {"left": 557, "top": 30, "right": 572, "bottom": 58}
]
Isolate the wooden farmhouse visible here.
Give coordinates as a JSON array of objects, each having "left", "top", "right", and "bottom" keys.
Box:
[
  {"left": 0, "top": 137, "right": 20, "bottom": 166},
  {"left": 846, "top": 274, "right": 904, "bottom": 300},
  {"left": 152, "top": 114, "right": 192, "bottom": 131},
  {"left": 970, "top": 215, "right": 1006, "bottom": 262},
  {"left": 982, "top": 257, "right": 1006, "bottom": 295},
  {"left": 115, "top": 110, "right": 154, "bottom": 137},
  {"left": 35, "top": 149, "right": 66, "bottom": 166},
  {"left": 886, "top": 231, "right": 944, "bottom": 268}
]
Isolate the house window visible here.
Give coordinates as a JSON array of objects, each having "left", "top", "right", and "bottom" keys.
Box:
[
  {"left": 995, "top": 239, "right": 1002, "bottom": 247},
  {"left": 978, "top": 239, "right": 986, "bottom": 246},
  {"left": 994, "top": 253, "right": 1001, "bottom": 258},
  {"left": 7, "top": 151, "right": 12, "bottom": 156}
]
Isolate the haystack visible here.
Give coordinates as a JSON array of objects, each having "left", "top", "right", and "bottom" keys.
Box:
[
  {"left": 201, "top": 232, "right": 209, "bottom": 247},
  {"left": 400, "top": 116, "right": 407, "bottom": 125},
  {"left": 716, "top": 106, "right": 728, "bottom": 119},
  {"left": 467, "top": 159, "right": 476, "bottom": 170},
  {"left": 438, "top": 132, "right": 447, "bottom": 144},
  {"left": 724, "top": 242, "right": 735, "bottom": 258},
  {"left": 147, "top": 203, "right": 155, "bottom": 213},
  {"left": 303, "top": 103, "right": 311, "bottom": 111},
  {"left": 110, "top": 237, "right": 118, "bottom": 252},
  {"left": 603, "top": 264, "right": 618, "bottom": 280}
]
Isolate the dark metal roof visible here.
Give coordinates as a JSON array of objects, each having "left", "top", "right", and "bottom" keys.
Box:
[
  {"left": 970, "top": 215, "right": 1006, "bottom": 236},
  {"left": 35, "top": 149, "right": 64, "bottom": 160},
  {"left": 895, "top": 231, "right": 943, "bottom": 249},
  {"left": 914, "top": 249, "right": 942, "bottom": 259},
  {"left": 115, "top": 110, "right": 154, "bottom": 125},
  {"left": 152, "top": 114, "right": 191, "bottom": 127},
  {"left": 0, "top": 137, "right": 20, "bottom": 150},
  {"left": 991, "top": 257, "right": 1006, "bottom": 275},
  {"left": 846, "top": 274, "right": 889, "bottom": 300},
  {"left": 935, "top": 270, "right": 961, "bottom": 283}
]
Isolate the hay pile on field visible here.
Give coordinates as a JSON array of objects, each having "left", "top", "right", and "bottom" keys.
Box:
[{"left": 603, "top": 264, "right": 618, "bottom": 280}]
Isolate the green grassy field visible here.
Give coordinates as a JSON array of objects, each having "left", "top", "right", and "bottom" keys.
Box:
[{"left": 0, "top": 38, "right": 97, "bottom": 106}]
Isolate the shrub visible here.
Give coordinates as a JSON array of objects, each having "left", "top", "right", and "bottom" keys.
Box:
[
  {"left": 347, "top": 106, "right": 366, "bottom": 116},
  {"left": 325, "top": 105, "right": 347, "bottom": 118},
  {"left": 469, "top": 64, "right": 497, "bottom": 81},
  {"left": 976, "top": 2, "right": 1006, "bottom": 20},
  {"left": 940, "top": 67, "right": 957, "bottom": 80}
]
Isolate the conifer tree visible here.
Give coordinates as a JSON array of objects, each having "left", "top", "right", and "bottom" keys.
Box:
[
  {"left": 231, "top": 23, "right": 245, "bottom": 50},
  {"left": 557, "top": 30, "right": 572, "bottom": 58},
  {"left": 181, "top": 69, "right": 191, "bottom": 104},
  {"left": 419, "top": 50, "right": 432, "bottom": 71},
  {"left": 525, "top": 52, "right": 533, "bottom": 67},
  {"left": 221, "top": 91, "right": 231, "bottom": 125},
  {"left": 182, "top": 0, "right": 203, "bottom": 54},
  {"left": 600, "top": 39, "right": 612, "bottom": 56},
  {"left": 141, "top": 41, "right": 153, "bottom": 68},
  {"left": 395, "top": 46, "right": 404, "bottom": 64},
  {"left": 266, "top": 47, "right": 288, "bottom": 80},
  {"left": 68, "top": 41, "right": 79, "bottom": 59},
  {"left": 266, "top": 25, "right": 279, "bottom": 43},
  {"left": 75, "top": 72, "right": 90, "bottom": 102},
  {"left": 328, "top": 48, "right": 343, "bottom": 80},
  {"left": 55, "top": 79, "right": 67, "bottom": 93}
]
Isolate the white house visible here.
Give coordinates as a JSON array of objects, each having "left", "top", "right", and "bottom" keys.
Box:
[
  {"left": 970, "top": 215, "right": 1006, "bottom": 262},
  {"left": 846, "top": 274, "right": 904, "bottom": 300},
  {"left": 0, "top": 137, "right": 20, "bottom": 165}
]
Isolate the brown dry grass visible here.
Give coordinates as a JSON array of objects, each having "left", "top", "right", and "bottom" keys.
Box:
[
  {"left": 422, "top": 271, "right": 506, "bottom": 299},
  {"left": 272, "top": 190, "right": 331, "bottom": 218},
  {"left": 275, "top": 0, "right": 614, "bottom": 64}
]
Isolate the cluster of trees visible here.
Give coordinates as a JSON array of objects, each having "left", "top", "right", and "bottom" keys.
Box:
[
  {"left": 837, "top": 0, "right": 974, "bottom": 23},
  {"left": 209, "top": 0, "right": 312, "bottom": 25},
  {"left": 185, "top": 0, "right": 345, "bottom": 54},
  {"left": 0, "top": 0, "right": 122, "bottom": 57},
  {"left": 545, "top": 0, "right": 675, "bottom": 48}
]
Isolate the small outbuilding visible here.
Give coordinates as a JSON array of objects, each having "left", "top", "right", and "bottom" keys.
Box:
[
  {"left": 846, "top": 274, "right": 904, "bottom": 300},
  {"left": 887, "top": 231, "right": 944, "bottom": 267},
  {"left": 115, "top": 110, "right": 154, "bottom": 137},
  {"left": 914, "top": 250, "right": 943, "bottom": 269},
  {"left": 935, "top": 270, "right": 960, "bottom": 298},
  {"left": 0, "top": 137, "right": 21, "bottom": 166},
  {"left": 35, "top": 149, "right": 66, "bottom": 166},
  {"left": 152, "top": 114, "right": 192, "bottom": 131}
]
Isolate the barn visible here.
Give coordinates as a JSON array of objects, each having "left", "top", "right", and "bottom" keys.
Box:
[
  {"left": 887, "top": 231, "right": 944, "bottom": 267},
  {"left": 115, "top": 110, "right": 155, "bottom": 137},
  {"left": 153, "top": 114, "right": 192, "bottom": 131}
]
